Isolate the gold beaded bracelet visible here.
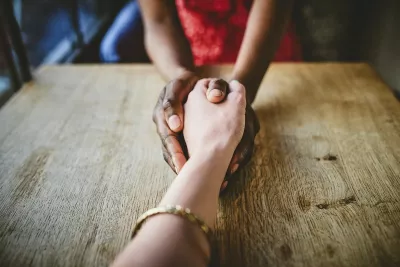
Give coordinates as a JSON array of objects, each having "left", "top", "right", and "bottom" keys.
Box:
[{"left": 131, "top": 205, "right": 212, "bottom": 240}]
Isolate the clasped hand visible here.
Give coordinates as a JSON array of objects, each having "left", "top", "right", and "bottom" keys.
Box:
[{"left": 153, "top": 72, "right": 259, "bottom": 188}]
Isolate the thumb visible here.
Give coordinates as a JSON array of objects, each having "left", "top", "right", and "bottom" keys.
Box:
[
  {"left": 163, "top": 97, "right": 183, "bottom": 133},
  {"left": 206, "top": 78, "right": 228, "bottom": 103},
  {"left": 163, "top": 76, "right": 198, "bottom": 132}
]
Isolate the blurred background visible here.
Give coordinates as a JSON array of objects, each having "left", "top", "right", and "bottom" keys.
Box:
[{"left": 0, "top": 0, "right": 399, "bottom": 106}]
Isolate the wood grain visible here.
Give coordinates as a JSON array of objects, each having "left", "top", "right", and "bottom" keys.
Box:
[{"left": 0, "top": 64, "right": 399, "bottom": 267}]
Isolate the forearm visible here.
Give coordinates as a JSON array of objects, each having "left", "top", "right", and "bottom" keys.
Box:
[
  {"left": 138, "top": 0, "right": 195, "bottom": 80},
  {"left": 112, "top": 146, "right": 232, "bottom": 267},
  {"left": 231, "top": 0, "right": 294, "bottom": 103},
  {"left": 159, "top": 146, "right": 231, "bottom": 226}
]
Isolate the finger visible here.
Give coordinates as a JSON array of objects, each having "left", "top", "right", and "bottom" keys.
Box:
[
  {"left": 156, "top": 109, "right": 188, "bottom": 173},
  {"left": 227, "top": 80, "right": 246, "bottom": 106},
  {"left": 160, "top": 128, "right": 187, "bottom": 173},
  {"left": 239, "top": 141, "right": 254, "bottom": 166},
  {"left": 179, "top": 132, "right": 189, "bottom": 159},
  {"left": 231, "top": 163, "right": 239, "bottom": 174},
  {"left": 163, "top": 134, "right": 187, "bottom": 173},
  {"left": 153, "top": 87, "right": 166, "bottom": 123},
  {"left": 206, "top": 78, "right": 228, "bottom": 103},
  {"left": 160, "top": 133, "right": 187, "bottom": 173},
  {"left": 247, "top": 104, "right": 260, "bottom": 134},
  {"left": 200, "top": 78, "right": 212, "bottom": 89},
  {"left": 163, "top": 77, "right": 197, "bottom": 132},
  {"left": 229, "top": 80, "right": 246, "bottom": 94},
  {"left": 163, "top": 86, "right": 184, "bottom": 133},
  {"left": 220, "top": 180, "right": 229, "bottom": 193},
  {"left": 192, "top": 78, "right": 211, "bottom": 95},
  {"left": 162, "top": 145, "right": 175, "bottom": 173},
  {"left": 229, "top": 136, "right": 254, "bottom": 173}
]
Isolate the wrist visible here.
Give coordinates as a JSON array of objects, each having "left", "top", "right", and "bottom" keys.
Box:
[
  {"left": 185, "top": 147, "right": 231, "bottom": 185},
  {"left": 175, "top": 67, "right": 197, "bottom": 80},
  {"left": 190, "top": 143, "right": 234, "bottom": 168}
]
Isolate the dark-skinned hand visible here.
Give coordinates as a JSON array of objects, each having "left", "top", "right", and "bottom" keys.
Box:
[{"left": 219, "top": 80, "right": 260, "bottom": 191}]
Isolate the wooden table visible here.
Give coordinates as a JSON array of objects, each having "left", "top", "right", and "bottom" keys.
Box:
[{"left": 0, "top": 64, "right": 399, "bottom": 267}]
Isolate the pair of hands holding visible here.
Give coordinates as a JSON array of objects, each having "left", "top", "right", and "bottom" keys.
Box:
[{"left": 153, "top": 72, "right": 260, "bottom": 186}]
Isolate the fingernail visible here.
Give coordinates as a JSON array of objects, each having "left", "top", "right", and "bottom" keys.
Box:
[
  {"left": 220, "top": 181, "right": 228, "bottom": 192},
  {"left": 172, "top": 157, "right": 179, "bottom": 173},
  {"left": 230, "top": 80, "right": 240, "bottom": 85},
  {"left": 168, "top": 115, "right": 181, "bottom": 130},
  {"left": 208, "top": 89, "right": 222, "bottom": 97},
  {"left": 231, "top": 164, "right": 239, "bottom": 174}
]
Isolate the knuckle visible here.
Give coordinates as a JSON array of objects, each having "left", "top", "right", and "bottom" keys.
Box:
[
  {"left": 237, "top": 93, "right": 244, "bottom": 103},
  {"left": 162, "top": 151, "right": 169, "bottom": 162},
  {"left": 233, "top": 93, "right": 245, "bottom": 105},
  {"left": 154, "top": 119, "right": 168, "bottom": 136},
  {"left": 198, "top": 78, "right": 211, "bottom": 88},
  {"left": 156, "top": 125, "right": 169, "bottom": 141},
  {"left": 241, "top": 91, "right": 247, "bottom": 102},
  {"left": 152, "top": 107, "right": 160, "bottom": 123},
  {"left": 241, "top": 146, "right": 250, "bottom": 158},
  {"left": 162, "top": 99, "right": 174, "bottom": 112},
  {"left": 160, "top": 132, "right": 177, "bottom": 147},
  {"left": 186, "top": 91, "right": 194, "bottom": 101},
  {"left": 161, "top": 145, "right": 171, "bottom": 161},
  {"left": 235, "top": 81, "right": 246, "bottom": 91},
  {"left": 154, "top": 87, "right": 167, "bottom": 123},
  {"left": 158, "top": 86, "right": 166, "bottom": 101},
  {"left": 155, "top": 123, "right": 164, "bottom": 137},
  {"left": 239, "top": 141, "right": 254, "bottom": 162}
]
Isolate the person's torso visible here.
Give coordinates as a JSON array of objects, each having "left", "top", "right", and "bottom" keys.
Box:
[
  {"left": 176, "top": 0, "right": 301, "bottom": 65},
  {"left": 176, "top": 0, "right": 251, "bottom": 65}
]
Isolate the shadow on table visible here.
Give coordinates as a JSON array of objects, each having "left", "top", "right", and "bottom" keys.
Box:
[{"left": 212, "top": 101, "right": 299, "bottom": 267}]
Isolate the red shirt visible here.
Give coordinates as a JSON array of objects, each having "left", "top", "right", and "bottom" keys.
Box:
[{"left": 176, "top": 0, "right": 302, "bottom": 65}]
